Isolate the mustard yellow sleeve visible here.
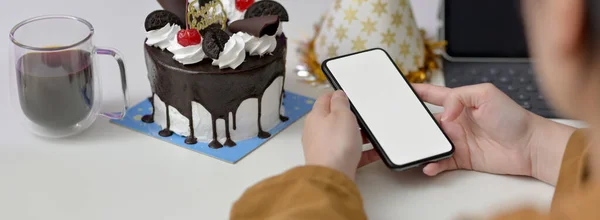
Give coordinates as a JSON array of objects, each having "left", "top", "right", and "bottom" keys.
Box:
[
  {"left": 486, "top": 129, "right": 594, "bottom": 220},
  {"left": 488, "top": 184, "right": 600, "bottom": 220},
  {"left": 230, "top": 165, "right": 368, "bottom": 220}
]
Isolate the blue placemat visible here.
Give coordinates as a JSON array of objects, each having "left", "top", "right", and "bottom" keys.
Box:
[{"left": 111, "top": 91, "right": 315, "bottom": 164}]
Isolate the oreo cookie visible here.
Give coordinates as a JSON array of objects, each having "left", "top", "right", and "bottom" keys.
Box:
[
  {"left": 244, "top": 0, "right": 289, "bottom": 22},
  {"left": 145, "top": 10, "right": 185, "bottom": 31},
  {"left": 199, "top": 23, "right": 224, "bottom": 36},
  {"left": 202, "top": 29, "right": 230, "bottom": 59}
]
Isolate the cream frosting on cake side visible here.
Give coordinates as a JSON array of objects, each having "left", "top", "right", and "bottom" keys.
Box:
[{"left": 151, "top": 76, "right": 284, "bottom": 142}]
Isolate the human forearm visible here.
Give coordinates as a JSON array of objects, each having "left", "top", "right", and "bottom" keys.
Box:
[
  {"left": 231, "top": 166, "right": 367, "bottom": 220},
  {"left": 528, "top": 114, "right": 577, "bottom": 185}
]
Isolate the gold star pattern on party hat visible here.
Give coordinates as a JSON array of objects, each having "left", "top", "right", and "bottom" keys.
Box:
[
  {"left": 361, "top": 18, "right": 377, "bottom": 36},
  {"left": 394, "top": 58, "right": 405, "bottom": 72},
  {"left": 406, "top": 25, "right": 414, "bottom": 38},
  {"left": 334, "top": 0, "right": 342, "bottom": 11},
  {"left": 319, "top": 35, "right": 327, "bottom": 48},
  {"left": 413, "top": 55, "right": 422, "bottom": 67},
  {"left": 400, "top": 41, "right": 410, "bottom": 58},
  {"left": 392, "top": 10, "right": 403, "bottom": 27},
  {"left": 327, "top": 16, "right": 335, "bottom": 30},
  {"left": 344, "top": 6, "right": 359, "bottom": 24},
  {"left": 381, "top": 29, "right": 397, "bottom": 47},
  {"left": 335, "top": 25, "right": 348, "bottom": 41},
  {"left": 400, "top": 0, "right": 408, "bottom": 9},
  {"left": 314, "top": 0, "right": 429, "bottom": 78},
  {"left": 353, "top": 0, "right": 368, "bottom": 6},
  {"left": 328, "top": 44, "right": 339, "bottom": 57},
  {"left": 372, "top": 0, "right": 388, "bottom": 17},
  {"left": 352, "top": 36, "right": 367, "bottom": 51}
]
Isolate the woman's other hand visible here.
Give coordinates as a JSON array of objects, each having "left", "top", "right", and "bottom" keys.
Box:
[
  {"left": 411, "top": 83, "right": 574, "bottom": 185},
  {"left": 359, "top": 83, "right": 575, "bottom": 185},
  {"left": 302, "top": 91, "right": 363, "bottom": 180}
]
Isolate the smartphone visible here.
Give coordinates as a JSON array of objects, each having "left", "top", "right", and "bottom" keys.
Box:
[{"left": 321, "top": 48, "right": 455, "bottom": 170}]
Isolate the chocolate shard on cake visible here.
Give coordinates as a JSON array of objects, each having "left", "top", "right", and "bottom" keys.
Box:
[
  {"left": 202, "top": 29, "right": 231, "bottom": 59},
  {"left": 244, "top": 0, "right": 289, "bottom": 22},
  {"left": 156, "top": 0, "right": 187, "bottom": 24},
  {"left": 145, "top": 10, "right": 185, "bottom": 31},
  {"left": 229, "top": 15, "right": 280, "bottom": 37}
]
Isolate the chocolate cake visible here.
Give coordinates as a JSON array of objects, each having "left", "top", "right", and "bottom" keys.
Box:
[{"left": 143, "top": 0, "right": 289, "bottom": 149}]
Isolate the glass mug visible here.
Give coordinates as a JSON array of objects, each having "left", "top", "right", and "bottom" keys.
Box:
[{"left": 9, "top": 15, "right": 129, "bottom": 138}]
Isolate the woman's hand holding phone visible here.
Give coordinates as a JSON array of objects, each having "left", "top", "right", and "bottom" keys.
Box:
[
  {"left": 407, "top": 83, "right": 575, "bottom": 185},
  {"left": 302, "top": 91, "right": 363, "bottom": 180},
  {"left": 304, "top": 83, "right": 575, "bottom": 185}
]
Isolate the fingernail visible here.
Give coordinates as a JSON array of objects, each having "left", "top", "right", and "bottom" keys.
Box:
[
  {"left": 333, "top": 90, "right": 346, "bottom": 98},
  {"left": 440, "top": 115, "right": 447, "bottom": 122}
]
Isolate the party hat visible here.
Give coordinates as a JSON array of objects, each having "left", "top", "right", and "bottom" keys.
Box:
[{"left": 297, "top": 0, "right": 446, "bottom": 84}]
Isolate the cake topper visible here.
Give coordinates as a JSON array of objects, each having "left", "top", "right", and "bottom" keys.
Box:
[
  {"left": 244, "top": 0, "right": 289, "bottom": 22},
  {"left": 188, "top": 0, "right": 229, "bottom": 32},
  {"left": 198, "top": 0, "right": 214, "bottom": 8}
]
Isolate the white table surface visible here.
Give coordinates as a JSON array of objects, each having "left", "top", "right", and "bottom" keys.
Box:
[{"left": 0, "top": 0, "right": 586, "bottom": 219}]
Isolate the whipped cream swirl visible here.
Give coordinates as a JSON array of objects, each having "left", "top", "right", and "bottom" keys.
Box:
[
  {"left": 235, "top": 32, "right": 277, "bottom": 56},
  {"left": 146, "top": 23, "right": 181, "bottom": 50},
  {"left": 167, "top": 36, "right": 206, "bottom": 65},
  {"left": 212, "top": 33, "right": 246, "bottom": 69}
]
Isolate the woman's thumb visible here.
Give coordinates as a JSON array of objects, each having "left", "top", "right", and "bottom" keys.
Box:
[{"left": 330, "top": 90, "right": 350, "bottom": 112}]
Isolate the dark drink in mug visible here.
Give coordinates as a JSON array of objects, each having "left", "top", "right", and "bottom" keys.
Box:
[
  {"left": 9, "top": 15, "right": 129, "bottom": 138},
  {"left": 17, "top": 50, "right": 95, "bottom": 129}
]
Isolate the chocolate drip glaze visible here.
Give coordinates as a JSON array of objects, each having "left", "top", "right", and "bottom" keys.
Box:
[
  {"left": 209, "top": 115, "right": 222, "bottom": 149},
  {"left": 232, "top": 110, "right": 238, "bottom": 130},
  {"left": 142, "top": 95, "right": 155, "bottom": 123},
  {"left": 185, "top": 97, "right": 197, "bottom": 144},
  {"left": 279, "top": 56, "right": 289, "bottom": 122},
  {"left": 256, "top": 96, "right": 272, "bottom": 139},
  {"left": 144, "top": 35, "right": 288, "bottom": 147},
  {"left": 159, "top": 102, "right": 174, "bottom": 137},
  {"left": 185, "top": 119, "right": 197, "bottom": 145},
  {"left": 223, "top": 115, "right": 236, "bottom": 147}
]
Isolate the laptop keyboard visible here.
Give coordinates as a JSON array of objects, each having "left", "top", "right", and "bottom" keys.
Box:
[{"left": 443, "top": 60, "right": 559, "bottom": 118}]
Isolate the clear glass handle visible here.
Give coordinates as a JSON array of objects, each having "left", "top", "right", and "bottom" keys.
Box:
[{"left": 94, "top": 47, "right": 129, "bottom": 119}]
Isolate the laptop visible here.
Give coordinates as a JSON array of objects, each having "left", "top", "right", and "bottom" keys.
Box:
[{"left": 439, "top": 0, "right": 559, "bottom": 118}]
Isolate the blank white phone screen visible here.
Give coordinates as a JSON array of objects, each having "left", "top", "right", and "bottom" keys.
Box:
[{"left": 325, "top": 49, "right": 452, "bottom": 166}]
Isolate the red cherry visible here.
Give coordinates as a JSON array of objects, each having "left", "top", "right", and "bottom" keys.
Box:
[
  {"left": 177, "top": 29, "right": 202, "bottom": 47},
  {"left": 235, "top": 0, "right": 255, "bottom": 12}
]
